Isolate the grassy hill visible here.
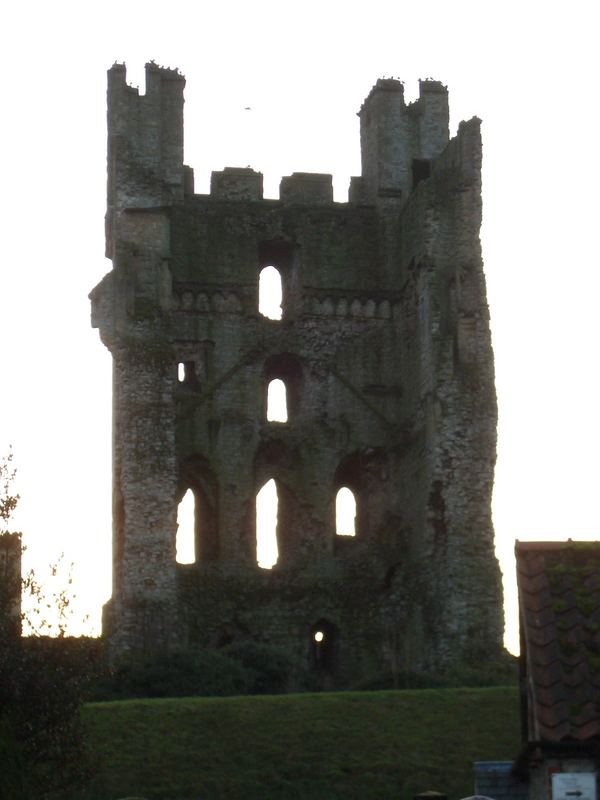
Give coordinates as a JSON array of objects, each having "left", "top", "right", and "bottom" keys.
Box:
[{"left": 80, "top": 686, "right": 521, "bottom": 800}]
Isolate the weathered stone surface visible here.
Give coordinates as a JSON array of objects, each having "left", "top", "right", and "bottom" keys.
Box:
[
  {"left": 91, "top": 63, "right": 503, "bottom": 681},
  {"left": 0, "top": 533, "right": 21, "bottom": 636}
]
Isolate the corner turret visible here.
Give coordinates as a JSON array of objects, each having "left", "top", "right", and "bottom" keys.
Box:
[
  {"left": 106, "top": 62, "right": 187, "bottom": 257},
  {"left": 358, "top": 78, "right": 449, "bottom": 203}
]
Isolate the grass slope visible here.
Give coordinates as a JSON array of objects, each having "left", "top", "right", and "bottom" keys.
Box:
[{"left": 82, "top": 686, "right": 520, "bottom": 800}]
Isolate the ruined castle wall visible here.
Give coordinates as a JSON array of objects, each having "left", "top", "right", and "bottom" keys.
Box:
[
  {"left": 92, "top": 64, "right": 503, "bottom": 676},
  {"left": 394, "top": 116, "right": 502, "bottom": 662}
]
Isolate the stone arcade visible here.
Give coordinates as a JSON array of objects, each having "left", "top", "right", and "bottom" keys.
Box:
[{"left": 91, "top": 63, "right": 503, "bottom": 682}]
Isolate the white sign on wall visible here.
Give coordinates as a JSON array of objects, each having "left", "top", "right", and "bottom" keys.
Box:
[{"left": 552, "top": 773, "right": 597, "bottom": 800}]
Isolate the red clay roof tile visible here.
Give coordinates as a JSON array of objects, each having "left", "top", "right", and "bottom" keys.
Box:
[{"left": 516, "top": 541, "right": 600, "bottom": 743}]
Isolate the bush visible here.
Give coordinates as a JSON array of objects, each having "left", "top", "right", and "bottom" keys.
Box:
[
  {"left": 91, "top": 646, "right": 250, "bottom": 700},
  {"left": 0, "top": 715, "right": 28, "bottom": 798},
  {"left": 222, "top": 641, "right": 304, "bottom": 694},
  {"left": 91, "top": 641, "right": 307, "bottom": 701},
  {"left": 0, "top": 635, "right": 99, "bottom": 798},
  {"left": 350, "top": 653, "right": 519, "bottom": 692},
  {"left": 0, "top": 450, "right": 100, "bottom": 798}
]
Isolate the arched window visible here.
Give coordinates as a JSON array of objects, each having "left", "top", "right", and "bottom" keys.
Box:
[
  {"left": 176, "top": 488, "right": 196, "bottom": 564},
  {"left": 256, "top": 479, "right": 279, "bottom": 569},
  {"left": 266, "top": 379, "right": 288, "bottom": 422},
  {"left": 259, "top": 266, "right": 283, "bottom": 320},
  {"left": 335, "top": 487, "right": 356, "bottom": 536},
  {"left": 263, "top": 353, "right": 302, "bottom": 421},
  {"left": 177, "top": 455, "right": 220, "bottom": 563}
]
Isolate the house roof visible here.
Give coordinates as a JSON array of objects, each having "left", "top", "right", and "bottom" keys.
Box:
[{"left": 516, "top": 540, "right": 600, "bottom": 743}]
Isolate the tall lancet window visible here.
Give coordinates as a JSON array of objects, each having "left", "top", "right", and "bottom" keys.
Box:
[
  {"left": 335, "top": 487, "right": 356, "bottom": 536},
  {"left": 266, "top": 379, "right": 288, "bottom": 422},
  {"left": 176, "top": 489, "right": 196, "bottom": 563},
  {"left": 259, "top": 266, "right": 283, "bottom": 320},
  {"left": 256, "top": 479, "right": 279, "bottom": 568}
]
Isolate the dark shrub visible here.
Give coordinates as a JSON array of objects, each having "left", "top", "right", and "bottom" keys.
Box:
[
  {"left": 91, "top": 647, "right": 251, "bottom": 700},
  {"left": 223, "top": 641, "right": 304, "bottom": 694},
  {"left": 91, "top": 641, "right": 308, "bottom": 700}
]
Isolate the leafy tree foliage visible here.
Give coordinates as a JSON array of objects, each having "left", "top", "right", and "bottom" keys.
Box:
[{"left": 0, "top": 449, "right": 97, "bottom": 799}]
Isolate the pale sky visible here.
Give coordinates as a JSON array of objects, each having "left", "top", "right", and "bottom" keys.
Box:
[{"left": 1, "top": 0, "right": 599, "bottom": 654}]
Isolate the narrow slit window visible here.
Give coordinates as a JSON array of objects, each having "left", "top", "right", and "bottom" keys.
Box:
[
  {"left": 259, "top": 266, "right": 283, "bottom": 320},
  {"left": 256, "top": 478, "right": 279, "bottom": 569},
  {"left": 267, "top": 379, "right": 288, "bottom": 422},
  {"left": 177, "top": 361, "right": 200, "bottom": 389},
  {"left": 335, "top": 487, "right": 356, "bottom": 536},
  {"left": 176, "top": 489, "right": 196, "bottom": 563}
]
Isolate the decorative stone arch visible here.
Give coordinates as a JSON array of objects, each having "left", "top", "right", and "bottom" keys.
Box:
[{"left": 177, "top": 455, "right": 220, "bottom": 563}]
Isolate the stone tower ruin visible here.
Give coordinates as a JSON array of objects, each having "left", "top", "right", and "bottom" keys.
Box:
[{"left": 91, "top": 63, "right": 503, "bottom": 681}]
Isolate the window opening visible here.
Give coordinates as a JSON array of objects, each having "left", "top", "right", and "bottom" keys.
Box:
[
  {"left": 256, "top": 478, "right": 279, "bottom": 569},
  {"left": 259, "top": 266, "right": 283, "bottom": 320},
  {"left": 264, "top": 353, "right": 302, "bottom": 420},
  {"left": 310, "top": 619, "right": 339, "bottom": 675},
  {"left": 267, "top": 379, "right": 288, "bottom": 422},
  {"left": 177, "top": 361, "right": 200, "bottom": 389},
  {"left": 176, "top": 488, "right": 196, "bottom": 564},
  {"left": 335, "top": 487, "right": 356, "bottom": 536},
  {"left": 412, "top": 158, "right": 431, "bottom": 189}
]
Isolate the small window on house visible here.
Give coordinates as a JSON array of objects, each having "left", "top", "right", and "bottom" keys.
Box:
[
  {"left": 259, "top": 266, "right": 283, "bottom": 320},
  {"left": 336, "top": 487, "right": 356, "bottom": 536},
  {"left": 176, "top": 489, "right": 196, "bottom": 564},
  {"left": 267, "top": 379, "right": 288, "bottom": 422},
  {"left": 256, "top": 478, "right": 279, "bottom": 569}
]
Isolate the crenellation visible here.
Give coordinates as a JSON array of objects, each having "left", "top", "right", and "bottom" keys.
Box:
[
  {"left": 210, "top": 167, "right": 263, "bottom": 201},
  {"left": 279, "top": 172, "right": 334, "bottom": 204},
  {"left": 413, "top": 80, "right": 449, "bottom": 161},
  {"left": 92, "top": 65, "right": 503, "bottom": 679}
]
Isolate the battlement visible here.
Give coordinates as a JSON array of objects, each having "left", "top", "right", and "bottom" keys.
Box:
[
  {"left": 106, "top": 66, "right": 453, "bottom": 221},
  {"left": 108, "top": 61, "right": 185, "bottom": 96},
  {"left": 210, "top": 167, "right": 264, "bottom": 201},
  {"left": 280, "top": 172, "right": 333, "bottom": 204},
  {"left": 359, "top": 77, "right": 448, "bottom": 112}
]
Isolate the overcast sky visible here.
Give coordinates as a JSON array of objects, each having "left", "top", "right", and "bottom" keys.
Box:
[{"left": 1, "top": 0, "right": 598, "bottom": 653}]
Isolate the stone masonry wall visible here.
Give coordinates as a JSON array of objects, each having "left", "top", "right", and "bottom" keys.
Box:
[
  {"left": 0, "top": 533, "right": 22, "bottom": 637},
  {"left": 91, "top": 64, "right": 503, "bottom": 679}
]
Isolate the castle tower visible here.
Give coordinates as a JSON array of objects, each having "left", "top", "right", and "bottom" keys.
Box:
[{"left": 91, "top": 64, "right": 503, "bottom": 677}]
